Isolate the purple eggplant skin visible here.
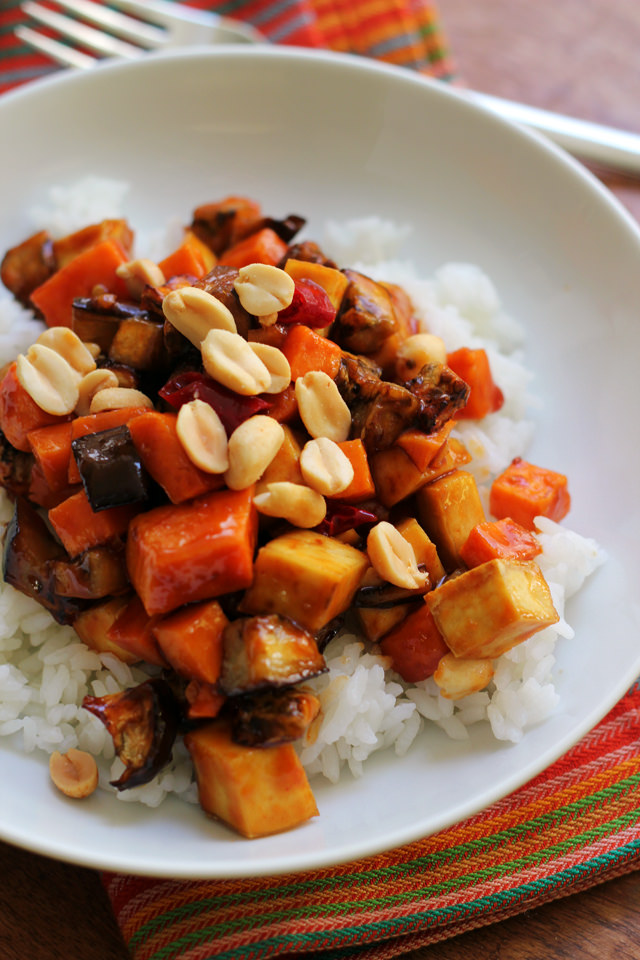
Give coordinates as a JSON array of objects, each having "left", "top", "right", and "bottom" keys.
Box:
[
  {"left": 82, "top": 678, "right": 178, "bottom": 790},
  {"left": 71, "top": 424, "right": 150, "bottom": 512},
  {"left": 3, "top": 498, "right": 87, "bottom": 625}
]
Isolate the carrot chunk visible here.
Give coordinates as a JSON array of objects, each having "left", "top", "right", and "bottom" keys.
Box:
[
  {"left": 446, "top": 347, "right": 504, "bottom": 420},
  {"left": 128, "top": 411, "right": 224, "bottom": 504},
  {"left": 49, "top": 488, "right": 139, "bottom": 557},
  {"left": 218, "top": 228, "right": 288, "bottom": 269},
  {"left": 333, "top": 440, "right": 375, "bottom": 502},
  {"left": 30, "top": 239, "right": 131, "bottom": 327},
  {"left": 281, "top": 324, "right": 342, "bottom": 380},
  {"left": 379, "top": 604, "right": 450, "bottom": 683},
  {"left": 27, "top": 421, "right": 73, "bottom": 491},
  {"left": 489, "top": 458, "right": 571, "bottom": 530},
  {"left": 106, "top": 593, "right": 167, "bottom": 667},
  {"left": 158, "top": 231, "right": 216, "bottom": 280},
  {"left": 0, "top": 362, "right": 69, "bottom": 452},
  {"left": 460, "top": 517, "right": 542, "bottom": 568},
  {"left": 152, "top": 599, "right": 228, "bottom": 684},
  {"left": 126, "top": 487, "right": 258, "bottom": 616}
]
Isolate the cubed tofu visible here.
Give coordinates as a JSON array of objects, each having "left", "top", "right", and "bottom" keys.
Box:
[
  {"left": 370, "top": 445, "right": 426, "bottom": 507},
  {"left": 396, "top": 517, "right": 446, "bottom": 587},
  {"left": 416, "top": 469, "right": 485, "bottom": 570},
  {"left": 426, "top": 558, "right": 559, "bottom": 659},
  {"left": 240, "top": 529, "right": 369, "bottom": 634},
  {"left": 184, "top": 719, "right": 318, "bottom": 838},
  {"left": 108, "top": 316, "right": 166, "bottom": 371}
]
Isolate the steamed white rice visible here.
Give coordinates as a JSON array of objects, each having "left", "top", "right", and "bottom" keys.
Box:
[{"left": 0, "top": 178, "right": 605, "bottom": 807}]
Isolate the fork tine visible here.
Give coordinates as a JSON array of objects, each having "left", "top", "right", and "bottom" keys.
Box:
[
  {"left": 51, "top": 0, "right": 167, "bottom": 48},
  {"left": 107, "top": 0, "right": 224, "bottom": 29},
  {"left": 15, "top": 24, "right": 96, "bottom": 69},
  {"left": 21, "top": 0, "right": 143, "bottom": 59}
]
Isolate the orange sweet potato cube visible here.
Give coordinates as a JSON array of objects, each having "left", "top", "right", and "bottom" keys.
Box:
[
  {"left": 416, "top": 469, "right": 485, "bottom": 571},
  {"left": 126, "top": 487, "right": 257, "bottom": 616},
  {"left": 184, "top": 719, "right": 318, "bottom": 838}
]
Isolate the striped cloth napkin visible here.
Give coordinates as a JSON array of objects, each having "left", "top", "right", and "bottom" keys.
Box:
[{"left": 1, "top": 2, "right": 640, "bottom": 958}]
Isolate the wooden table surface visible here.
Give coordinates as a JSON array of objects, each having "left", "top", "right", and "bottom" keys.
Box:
[{"left": 1, "top": 2, "right": 639, "bottom": 959}]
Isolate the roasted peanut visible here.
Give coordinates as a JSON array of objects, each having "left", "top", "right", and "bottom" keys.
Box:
[
  {"left": 366, "top": 521, "right": 429, "bottom": 591},
  {"left": 300, "top": 437, "right": 354, "bottom": 496},
  {"left": 76, "top": 368, "right": 120, "bottom": 416},
  {"left": 395, "top": 333, "right": 447, "bottom": 381},
  {"left": 433, "top": 653, "right": 494, "bottom": 700},
  {"left": 233, "top": 263, "right": 295, "bottom": 319},
  {"left": 253, "top": 481, "right": 326, "bottom": 528},
  {"left": 36, "top": 327, "right": 97, "bottom": 380},
  {"left": 49, "top": 748, "right": 99, "bottom": 799},
  {"left": 176, "top": 399, "right": 229, "bottom": 473},
  {"left": 201, "top": 329, "right": 271, "bottom": 396},
  {"left": 162, "top": 285, "right": 237, "bottom": 346},
  {"left": 225, "top": 415, "right": 285, "bottom": 490},
  {"left": 16, "top": 345, "right": 79, "bottom": 415},
  {"left": 116, "top": 258, "right": 166, "bottom": 299},
  {"left": 248, "top": 342, "right": 291, "bottom": 394},
  {"left": 295, "top": 371, "right": 351, "bottom": 442},
  {"left": 89, "top": 386, "right": 154, "bottom": 414}
]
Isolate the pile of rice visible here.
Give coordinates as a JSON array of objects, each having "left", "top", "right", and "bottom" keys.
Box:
[{"left": 0, "top": 179, "right": 604, "bottom": 808}]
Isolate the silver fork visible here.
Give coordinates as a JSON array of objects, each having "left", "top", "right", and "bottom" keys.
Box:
[
  {"left": 14, "top": 0, "right": 640, "bottom": 175},
  {"left": 16, "top": 0, "right": 262, "bottom": 69}
]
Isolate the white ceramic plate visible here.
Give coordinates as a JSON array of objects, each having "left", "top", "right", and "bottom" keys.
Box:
[{"left": 1, "top": 48, "right": 639, "bottom": 879}]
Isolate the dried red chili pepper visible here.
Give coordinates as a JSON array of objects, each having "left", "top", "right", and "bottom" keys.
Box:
[
  {"left": 158, "top": 371, "right": 271, "bottom": 434},
  {"left": 277, "top": 278, "right": 336, "bottom": 328},
  {"left": 315, "top": 501, "right": 379, "bottom": 537}
]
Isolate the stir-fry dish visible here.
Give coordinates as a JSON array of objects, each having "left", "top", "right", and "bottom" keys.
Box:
[{"left": 0, "top": 196, "right": 572, "bottom": 838}]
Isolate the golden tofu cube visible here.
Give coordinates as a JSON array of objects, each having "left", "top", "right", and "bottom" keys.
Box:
[
  {"left": 417, "top": 469, "right": 486, "bottom": 570},
  {"left": 109, "top": 316, "right": 166, "bottom": 371},
  {"left": 370, "top": 445, "right": 426, "bottom": 507},
  {"left": 426, "top": 558, "right": 559, "bottom": 659},
  {"left": 356, "top": 566, "right": 411, "bottom": 642},
  {"left": 240, "top": 529, "right": 369, "bottom": 634},
  {"left": 396, "top": 517, "right": 446, "bottom": 587},
  {"left": 185, "top": 719, "right": 318, "bottom": 838}
]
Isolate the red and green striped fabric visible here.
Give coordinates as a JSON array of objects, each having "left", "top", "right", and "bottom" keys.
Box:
[
  {"left": 0, "top": 0, "right": 454, "bottom": 96},
  {"left": 104, "top": 682, "right": 640, "bottom": 959}
]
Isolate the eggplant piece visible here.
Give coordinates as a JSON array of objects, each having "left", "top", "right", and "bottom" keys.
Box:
[
  {"left": 333, "top": 269, "right": 398, "bottom": 354},
  {"left": 1, "top": 230, "right": 55, "bottom": 306},
  {"left": 71, "top": 425, "right": 150, "bottom": 511},
  {"left": 220, "top": 615, "right": 327, "bottom": 696},
  {"left": 3, "top": 498, "right": 86, "bottom": 624},
  {"left": 0, "top": 431, "right": 33, "bottom": 499},
  {"left": 82, "top": 678, "right": 178, "bottom": 789},
  {"left": 194, "top": 265, "right": 251, "bottom": 339},
  {"left": 190, "top": 196, "right": 262, "bottom": 255},
  {"left": 53, "top": 545, "right": 129, "bottom": 599},
  {"left": 406, "top": 362, "right": 470, "bottom": 434},
  {"left": 354, "top": 565, "right": 430, "bottom": 608},
  {"left": 71, "top": 293, "right": 148, "bottom": 352},
  {"left": 279, "top": 240, "right": 338, "bottom": 269},
  {"left": 228, "top": 686, "right": 320, "bottom": 747}
]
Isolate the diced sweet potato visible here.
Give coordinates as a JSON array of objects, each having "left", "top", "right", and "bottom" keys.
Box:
[
  {"left": 416, "top": 469, "right": 486, "bottom": 570},
  {"left": 426, "top": 558, "right": 559, "bottom": 659},
  {"left": 27, "top": 421, "right": 73, "bottom": 492},
  {"left": 127, "top": 411, "right": 224, "bottom": 504},
  {"left": 48, "top": 488, "right": 139, "bottom": 558},
  {"left": 333, "top": 440, "right": 375, "bottom": 502},
  {"left": 126, "top": 487, "right": 257, "bottom": 616},
  {"left": 73, "top": 596, "right": 138, "bottom": 664},
  {"left": 152, "top": 600, "right": 228, "bottom": 684},
  {"left": 68, "top": 406, "right": 150, "bottom": 483},
  {"left": 460, "top": 517, "right": 542, "bottom": 568},
  {"left": 395, "top": 423, "right": 453, "bottom": 471},
  {"left": 107, "top": 593, "right": 167, "bottom": 667},
  {"left": 158, "top": 230, "right": 217, "bottom": 280},
  {"left": 446, "top": 347, "right": 504, "bottom": 420},
  {"left": 281, "top": 324, "right": 343, "bottom": 380},
  {"left": 184, "top": 719, "right": 318, "bottom": 838},
  {"left": 490, "top": 458, "right": 571, "bottom": 530},
  {"left": 184, "top": 681, "right": 226, "bottom": 720},
  {"left": 240, "top": 530, "right": 368, "bottom": 634},
  {"left": 0, "top": 362, "right": 70, "bottom": 452},
  {"left": 51, "top": 219, "right": 133, "bottom": 269},
  {"left": 379, "top": 604, "right": 449, "bottom": 683}
]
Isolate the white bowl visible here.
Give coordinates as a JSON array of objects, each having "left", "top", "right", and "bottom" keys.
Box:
[{"left": 1, "top": 47, "right": 639, "bottom": 878}]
